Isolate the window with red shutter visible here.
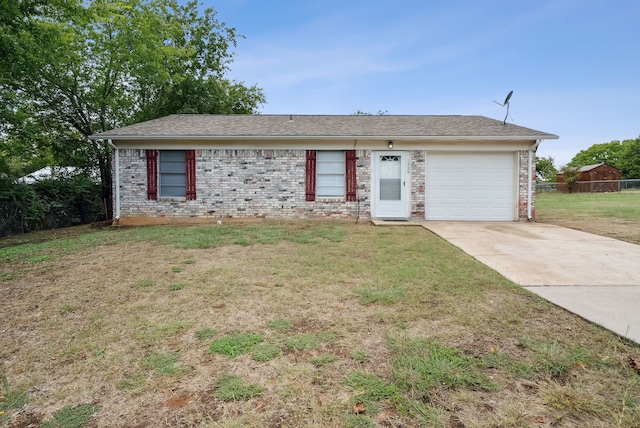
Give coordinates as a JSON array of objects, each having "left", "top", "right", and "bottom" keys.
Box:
[
  {"left": 146, "top": 149, "right": 158, "bottom": 200},
  {"left": 309, "top": 150, "right": 357, "bottom": 201},
  {"left": 150, "top": 150, "right": 196, "bottom": 199}
]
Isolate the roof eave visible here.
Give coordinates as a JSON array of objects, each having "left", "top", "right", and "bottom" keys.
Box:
[{"left": 90, "top": 134, "right": 558, "bottom": 141}]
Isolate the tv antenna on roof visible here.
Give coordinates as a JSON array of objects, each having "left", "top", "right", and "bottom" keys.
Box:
[{"left": 493, "top": 90, "right": 513, "bottom": 125}]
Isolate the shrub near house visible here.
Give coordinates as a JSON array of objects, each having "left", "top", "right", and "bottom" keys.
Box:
[{"left": 0, "top": 175, "right": 102, "bottom": 236}]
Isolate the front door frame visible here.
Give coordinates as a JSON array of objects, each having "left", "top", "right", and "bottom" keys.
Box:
[{"left": 371, "top": 150, "right": 410, "bottom": 219}]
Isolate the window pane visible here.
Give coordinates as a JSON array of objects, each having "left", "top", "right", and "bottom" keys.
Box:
[
  {"left": 317, "top": 161, "right": 344, "bottom": 174},
  {"left": 160, "top": 174, "right": 186, "bottom": 186},
  {"left": 161, "top": 185, "right": 187, "bottom": 197},
  {"left": 317, "top": 151, "right": 345, "bottom": 197},
  {"left": 380, "top": 178, "right": 401, "bottom": 200},
  {"left": 380, "top": 156, "right": 401, "bottom": 178},
  {"left": 160, "top": 151, "right": 186, "bottom": 162},
  {"left": 318, "top": 151, "right": 344, "bottom": 161},
  {"left": 160, "top": 162, "right": 186, "bottom": 173}
]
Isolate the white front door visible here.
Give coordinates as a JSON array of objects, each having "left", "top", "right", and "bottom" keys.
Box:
[{"left": 373, "top": 151, "right": 408, "bottom": 219}]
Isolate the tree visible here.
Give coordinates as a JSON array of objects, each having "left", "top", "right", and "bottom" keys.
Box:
[
  {"left": 568, "top": 140, "right": 624, "bottom": 170},
  {"left": 618, "top": 137, "right": 640, "bottom": 179},
  {"left": 559, "top": 165, "right": 581, "bottom": 193},
  {"left": 535, "top": 156, "right": 558, "bottom": 182},
  {"left": 0, "top": 0, "right": 265, "bottom": 217}
]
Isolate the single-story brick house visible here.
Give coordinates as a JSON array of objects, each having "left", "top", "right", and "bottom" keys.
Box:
[{"left": 89, "top": 114, "right": 558, "bottom": 224}]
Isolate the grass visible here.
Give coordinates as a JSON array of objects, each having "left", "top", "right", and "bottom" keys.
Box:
[
  {"left": 209, "top": 333, "right": 264, "bottom": 358},
  {"left": 134, "top": 279, "right": 154, "bottom": 288},
  {"left": 168, "top": 282, "right": 185, "bottom": 291},
  {"left": 268, "top": 318, "right": 294, "bottom": 332},
  {"left": 537, "top": 190, "right": 640, "bottom": 219},
  {"left": 117, "top": 374, "right": 146, "bottom": 392},
  {"left": 194, "top": 327, "right": 217, "bottom": 340},
  {"left": 341, "top": 371, "right": 399, "bottom": 423},
  {"left": 136, "top": 320, "right": 192, "bottom": 344},
  {"left": 40, "top": 404, "right": 98, "bottom": 428},
  {"left": 1, "top": 373, "right": 28, "bottom": 416},
  {"left": 1, "top": 220, "right": 640, "bottom": 426},
  {"left": 355, "top": 286, "right": 406, "bottom": 305},
  {"left": 59, "top": 304, "right": 79, "bottom": 315},
  {"left": 214, "top": 374, "right": 265, "bottom": 401},
  {"left": 342, "top": 371, "right": 399, "bottom": 402},
  {"left": 142, "top": 351, "right": 189, "bottom": 376},
  {"left": 284, "top": 331, "right": 337, "bottom": 351},
  {"left": 250, "top": 343, "right": 282, "bottom": 362},
  {"left": 389, "top": 336, "right": 499, "bottom": 395},
  {"left": 310, "top": 354, "right": 340, "bottom": 367},
  {"left": 536, "top": 191, "right": 640, "bottom": 244},
  {"left": 351, "top": 351, "right": 371, "bottom": 363},
  {"left": 121, "top": 223, "right": 346, "bottom": 249},
  {"left": 519, "top": 337, "right": 599, "bottom": 378}
]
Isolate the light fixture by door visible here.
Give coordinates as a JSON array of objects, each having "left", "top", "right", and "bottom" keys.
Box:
[{"left": 388, "top": 141, "right": 393, "bottom": 149}]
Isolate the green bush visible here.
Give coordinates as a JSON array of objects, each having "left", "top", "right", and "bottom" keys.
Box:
[
  {"left": 0, "top": 178, "right": 45, "bottom": 234},
  {"left": 0, "top": 174, "right": 102, "bottom": 236}
]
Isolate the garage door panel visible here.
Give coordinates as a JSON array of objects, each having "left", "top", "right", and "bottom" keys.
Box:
[{"left": 425, "top": 152, "right": 516, "bottom": 221}]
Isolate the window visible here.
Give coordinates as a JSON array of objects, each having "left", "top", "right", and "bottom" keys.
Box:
[
  {"left": 316, "top": 151, "right": 345, "bottom": 197},
  {"left": 146, "top": 149, "right": 196, "bottom": 200},
  {"left": 160, "top": 150, "right": 186, "bottom": 197},
  {"left": 379, "top": 155, "right": 401, "bottom": 200},
  {"left": 305, "top": 150, "right": 356, "bottom": 201}
]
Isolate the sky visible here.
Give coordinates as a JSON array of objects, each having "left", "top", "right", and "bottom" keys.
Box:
[{"left": 206, "top": 0, "right": 639, "bottom": 166}]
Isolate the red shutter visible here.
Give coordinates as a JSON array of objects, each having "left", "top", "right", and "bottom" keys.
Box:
[
  {"left": 185, "top": 149, "right": 196, "bottom": 200},
  {"left": 146, "top": 149, "right": 158, "bottom": 200},
  {"left": 346, "top": 150, "right": 357, "bottom": 201},
  {"left": 305, "top": 150, "right": 316, "bottom": 201}
]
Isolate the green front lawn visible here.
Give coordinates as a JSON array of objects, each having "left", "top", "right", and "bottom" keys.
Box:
[{"left": 1, "top": 222, "right": 639, "bottom": 427}]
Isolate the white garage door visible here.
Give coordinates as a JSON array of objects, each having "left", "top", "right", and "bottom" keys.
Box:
[{"left": 425, "top": 152, "right": 516, "bottom": 221}]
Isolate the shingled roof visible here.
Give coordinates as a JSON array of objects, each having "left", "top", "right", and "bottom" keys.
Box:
[
  {"left": 89, "top": 114, "right": 558, "bottom": 140},
  {"left": 578, "top": 163, "right": 612, "bottom": 172}
]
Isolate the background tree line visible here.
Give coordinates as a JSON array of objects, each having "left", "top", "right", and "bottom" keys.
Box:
[
  {"left": 0, "top": 0, "right": 265, "bottom": 230},
  {"left": 536, "top": 137, "right": 640, "bottom": 182}
]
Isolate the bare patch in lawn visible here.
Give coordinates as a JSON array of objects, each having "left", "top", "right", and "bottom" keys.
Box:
[{"left": 1, "top": 221, "right": 639, "bottom": 426}]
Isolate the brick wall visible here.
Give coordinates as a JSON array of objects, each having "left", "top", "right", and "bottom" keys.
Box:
[
  {"left": 410, "top": 150, "right": 426, "bottom": 218},
  {"left": 115, "top": 148, "right": 533, "bottom": 221},
  {"left": 517, "top": 150, "right": 535, "bottom": 220},
  {"left": 117, "top": 149, "right": 371, "bottom": 220}
]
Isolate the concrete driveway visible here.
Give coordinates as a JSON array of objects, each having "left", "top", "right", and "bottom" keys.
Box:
[{"left": 423, "top": 222, "right": 640, "bottom": 344}]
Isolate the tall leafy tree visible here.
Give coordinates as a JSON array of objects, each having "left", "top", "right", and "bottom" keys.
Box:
[
  {"left": 618, "top": 137, "right": 640, "bottom": 179},
  {"left": 535, "top": 155, "right": 558, "bottom": 182},
  {"left": 0, "top": 0, "right": 265, "bottom": 216},
  {"left": 568, "top": 140, "right": 624, "bottom": 169}
]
